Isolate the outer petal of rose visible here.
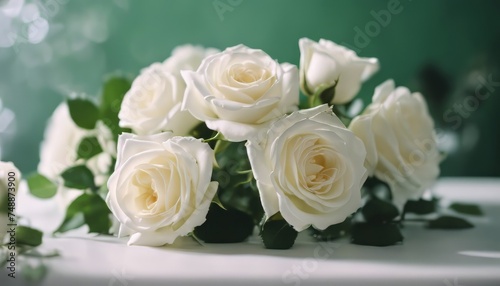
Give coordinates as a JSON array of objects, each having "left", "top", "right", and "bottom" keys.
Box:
[
  {"left": 171, "top": 181, "right": 218, "bottom": 237},
  {"left": 256, "top": 181, "right": 280, "bottom": 220},
  {"left": 181, "top": 70, "right": 218, "bottom": 121},
  {"left": 115, "top": 133, "right": 173, "bottom": 167},
  {"left": 275, "top": 62, "right": 300, "bottom": 115},
  {"left": 206, "top": 118, "right": 265, "bottom": 142},
  {"left": 114, "top": 133, "right": 135, "bottom": 167},
  {"left": 128, "top": 228, "right": 177, "bottom": 246},
  {"left": 372, "top": 79, "right": 396, "bottom": 104},
  {"left": 305, "top": 47, "right": 340, "bottom": 93},
  {"left": 247, "top": 135, "right": 281, "bottom": 218},
  {"left": 278, "top": 178, "right": 362, "bottom": 232},
  {"left": 127, "top": 181, "right": 218, "bottom": 246},
  {"left": 332, "top": 58, "right": 377, "bottom": 104},
  {"left": 167, "top": 137, "right": 216, "bottom": 205},
  {"left": 118, "top": 223, "right": 135, "bottom": 237},
  {"left": 349, "top": 115, "right": 378, "bottom": 175},
  {"left": 208, "top": 96, "right": 280, "bottom": 123},
  {"left": 246, "top": 137, "right": 272, "bottom": 184},
  {"left": 307, "top": 104, "right": 345, "bottom": 127},
  {"left": 299, "top": 38, "right": 338, "bottom": 95},
  {"left": 263, "top": 105, "right": 331, "bottom": 146},
  {"left": 164, "top": 104, "right": 200, "bottom": 136},
  {"left": 318, "top": 38, "right": 355, "bottom": 59}
]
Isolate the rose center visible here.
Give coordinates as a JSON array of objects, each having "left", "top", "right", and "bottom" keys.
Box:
[
  {"left": 145, "top": 192, "right": 158, "bottom": 209},
  {"left": 229, "top": 63, "right": 269, "bottom": 84},
  {"left": 306, "top": 155, "right": 331, "bottom": 182},
  {"left": 134, "top": 89, "right": 156, "bottom": 109},
  {"left": 132, "top": 170, "right": 159, "bottom": 211}
]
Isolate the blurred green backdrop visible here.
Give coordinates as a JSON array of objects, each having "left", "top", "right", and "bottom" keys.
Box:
[{"left": 1, "top": 0, "right": 499, "bottom": 176}]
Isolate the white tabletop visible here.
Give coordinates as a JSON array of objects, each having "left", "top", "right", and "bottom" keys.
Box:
[{"left": 3, "top": 178, "right": 500, "bottom": 286}]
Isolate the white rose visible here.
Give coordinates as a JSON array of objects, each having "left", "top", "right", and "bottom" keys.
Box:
[
  {"left": 38, "top": 102, "right": 115, "bottom": 205},
  {"left": 38, "top": 102, "right": 88, "bottom": 180},
  {"left": 119, "top": 45, "right": 217, "bottom": 136},
  {"left": 181, "top": 44, "right": 299, "bottom": 142},
  {"left": 349, "top": 80, "right": 440, "bottom": 208},
  {"left": 299, "top": 38, "right": 379, "bottom": 104},
  {"left": 246, "top": 105, "right": 367, "bottom": 231},
  {"left": 163, "top": 44, "right": 219, "bottom": 77},
  {"left": 1, "top": 161, "right": 20, "bottom": 241},
  {"left": 106, "top": 132, "right": 218, "bottom": 246}
]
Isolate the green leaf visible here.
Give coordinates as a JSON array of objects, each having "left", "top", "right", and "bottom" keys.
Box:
[
  {"left": 351, "top": 222, "right": 403, "bottom": 247},
  {"left": 189, "top": 122, "right": 214, "bottom": 140},
  {"left": 319, "top": 84, "right": 336, "bottom": 104},
  {"left": 311, "top": 218, "right": 351, "bottom": 241},
  {"left": 16, "top": 226, "right": 43, "bottom": 247},
  {"left": 213, "top": 139, "right": 231, "bottom": 154},
  {"left": 404, "top": 199, "right": 437, "bottom": 215},
  {"left": 20, "top": 262, "right": 47, "bottom": 282},
  {"left": 426, "top": 215, "right": 474, "bottom": 229},
  {"left": 101, "top": 76, "right": 132, "bottom": 113},
  {"left": 61, "top": 165, "right": 96, "bottom": 190},
  {"left": 55, "top": 213, "right": 85, "bottom": 233},
  {"left": 307, "top": 83, "right": 337, "bottom": 108},
  {"left": 211, "top": 194, "right": 226, "bottom": 210},
  {"left": 362, "top": 198, "right": 399, "bottom": 223},
  {"left": 449, "top": 203, "right": 483, "bottom": 216},
  {"left": 82, "top": 194, "right": 111, "bottom": 234},
  {"left": 26, "top": 173, "right": 57, "bottom": 199},
  {"left": 194, "top": 203, "right": 254, "bottom": 243},
  {"left": 100, "top": 76, "right": 132, "bottom": 139},
  {"left": 67, "top": 98, "right": 100, "bottom": 130},
  {"left": 260, "top": 213, "right": 298, "bottom": 249},
  {"left": 308, "top": 92, "right": 323, "bottom": 108},
  {"left": 76, "top": 136, "right": 103, "bottom": 160},
  {"left": 363, "top": 177, "right": 392, "bottom": 200},
  {"left": 54, "top": 193, "right": 111, "bottom": 234}
]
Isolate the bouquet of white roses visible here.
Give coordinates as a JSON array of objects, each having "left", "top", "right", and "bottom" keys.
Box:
[{"left": 26, "top": 38, "right": 475, "bottom": 250}]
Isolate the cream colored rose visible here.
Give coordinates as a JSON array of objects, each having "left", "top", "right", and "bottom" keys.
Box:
[
  {"left": 106, "top": 132, "right": 218, "bottom": 246},
  {"left": 38, "top": 102, "right": 115, "bottom": 206},
  {"left": 119, "top": 45, "right": 217, "bottom": 136},
  {"left": 163, "top": 44, "right": 219, "bottom": 77},
  {"left": 299, "top": 38, "right": 379, "bottom": 104},
  {"left": 1, "top": 161, "right": 20, "bottom": 241},
  {"left": 349, "top": 80, "right": 440, "bottom": 208},
  {"left": 181, "top": 44, "right": 299, "bottom": 142},
  {"left": 246, "top": 105, "right": 367, "bottom": 231}
]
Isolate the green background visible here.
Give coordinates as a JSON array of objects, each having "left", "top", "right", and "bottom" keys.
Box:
[{"left": 1, "top": 0, "right": 499, "bottom": 176}]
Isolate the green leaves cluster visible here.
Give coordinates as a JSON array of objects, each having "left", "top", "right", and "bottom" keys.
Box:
[
  {"left": 352, "top": 196, "right": 403, "bottom": 247},
  {"left": 55, "top": 193, "right": 111, "bottom": 234},
  {"left": 68, "top": 76, "right": 131, "bottom": 138},
  {"left": 26, "top": 76, "right": 132, "bottom": 236},
  {"left": 311, "top": 177, "right": 483, "bottom": 247},
  {"left": 194, "top": 203, "right": 254, "bottom": 243},
  {"left": 260, "top": 213, "right": 298, "bottom": 250},
  {"left": 212, "top": 141, "right": 264, "bottom": 224},
  {"left": 191, "top": 140, "right": 261, "bottom": 245}
]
